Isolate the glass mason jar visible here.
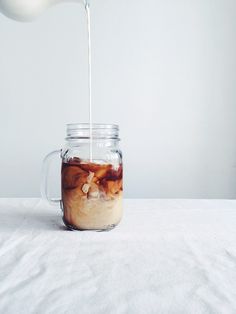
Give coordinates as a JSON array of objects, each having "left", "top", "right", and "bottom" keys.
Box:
[{"left": 41, "top": 123, "right": 123, "bottom": 231}]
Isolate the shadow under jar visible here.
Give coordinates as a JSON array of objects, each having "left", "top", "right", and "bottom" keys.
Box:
[{"left": 42, "top": 124, "right": 123, "bottom": 231}]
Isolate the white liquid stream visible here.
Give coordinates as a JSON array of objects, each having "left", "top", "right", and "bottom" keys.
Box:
[{"left": 85, "top": 3, "right": 93, "bottom": 162}]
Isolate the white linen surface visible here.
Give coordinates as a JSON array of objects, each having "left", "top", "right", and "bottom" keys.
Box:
[{"left": 0, "top": 198, "right": 236, "bottom": 314}]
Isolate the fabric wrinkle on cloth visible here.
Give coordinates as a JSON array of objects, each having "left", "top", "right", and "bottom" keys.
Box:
[{"left": 0, "top": 198, "right": 236, "bottom": 314}]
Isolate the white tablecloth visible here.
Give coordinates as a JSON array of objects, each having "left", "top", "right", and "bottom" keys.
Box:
[{"left": 0, "top": 198, "right": 236, "bottom": 314}]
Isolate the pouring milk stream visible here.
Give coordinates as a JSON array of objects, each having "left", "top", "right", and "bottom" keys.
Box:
[{"left": 0, "top": 0, "right": 93, "bottom": 161}]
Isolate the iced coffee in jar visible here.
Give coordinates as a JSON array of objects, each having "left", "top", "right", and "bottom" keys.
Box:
[{"left": 41, "top": 124, "right": 123, "bottom": 231}]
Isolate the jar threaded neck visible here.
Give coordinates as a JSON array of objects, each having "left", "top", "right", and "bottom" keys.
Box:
[{"left": 66, "top": 123, "right": 119, "bottom": 140}]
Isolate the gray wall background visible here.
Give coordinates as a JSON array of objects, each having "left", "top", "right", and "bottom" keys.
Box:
[{"left": 0, "top": 0, "right": 236, "bottom": 198}]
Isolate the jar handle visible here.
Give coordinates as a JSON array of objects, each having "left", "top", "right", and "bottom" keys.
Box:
[{"left": 41, "top": 149, "right": 62, "bottom": 206}]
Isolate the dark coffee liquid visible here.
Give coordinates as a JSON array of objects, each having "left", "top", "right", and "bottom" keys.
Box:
[{"left": 61, "top": 158, "right": 123, "bottom": 230}]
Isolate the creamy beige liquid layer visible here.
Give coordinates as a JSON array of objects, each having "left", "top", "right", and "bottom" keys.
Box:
[{"left": 63, "top": 192, "right": 123, "bottom": 230}]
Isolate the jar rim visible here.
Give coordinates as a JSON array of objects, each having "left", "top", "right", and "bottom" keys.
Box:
[{"left": 67, "top": 123, "right": 119, "bottom": 130}]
